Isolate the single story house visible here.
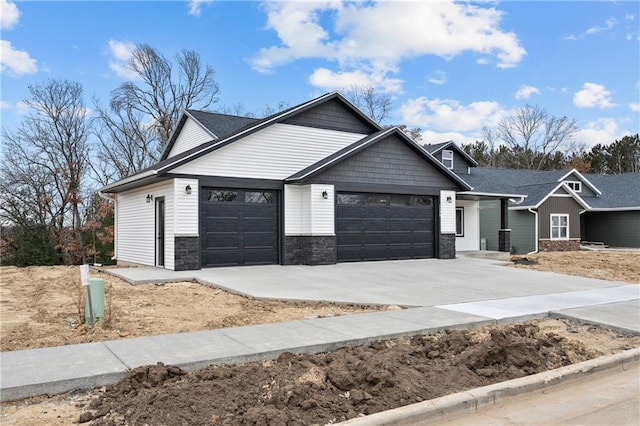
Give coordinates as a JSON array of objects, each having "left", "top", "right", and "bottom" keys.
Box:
[{"left": 100, "top": 92, "right": 479, "bottom": 270}]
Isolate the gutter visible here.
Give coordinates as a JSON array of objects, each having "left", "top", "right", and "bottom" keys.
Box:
[
  {"left": 527, "top": 208, "right": 539, "bottom": 255},
  {"left": 97, "top": 190, "right": 117, "bottom": 261}
]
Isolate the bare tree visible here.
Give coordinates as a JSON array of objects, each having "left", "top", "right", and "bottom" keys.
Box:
[
  {"left": 1, "top": 79, "right": 91, "bottom": 263},
  {"left": 110, "top": 44, "right": 219, "bottom": 150},
  {"left": 92, "top": 101, "right": 158, "bottom": 185},
  {"left": 497, "top": 104, "right": 578, "bottom": 170},
  {"left": 344, "top": 85, "right": 392, "bottom": 124}
]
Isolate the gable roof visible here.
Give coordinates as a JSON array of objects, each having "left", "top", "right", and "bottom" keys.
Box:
[
  {"left": 160, "top": 110, "right": 259, "bottom": 161},
  {"left": 100, "top": 92, "right": 383, "bottom": 193},
  {"left": 464, "top": 168, "right": 640, "bottom": 210},
  {"left": 286, "top": 127, "right": 472, "bottom": 190},
  {"left": 423, "top": 140, "right": 479, "bottom": 167}
]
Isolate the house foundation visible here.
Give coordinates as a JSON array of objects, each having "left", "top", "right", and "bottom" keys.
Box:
[{"left": 538, "top": 239, "right": 580, "bottom": 252}]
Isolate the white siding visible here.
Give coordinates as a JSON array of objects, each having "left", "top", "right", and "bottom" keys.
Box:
[
  {"left": 172, "top": 123, "right": 366, "bottom": 179},
  {"left": 440, "top": 190, "right": 456, "bottom": 234},
  {"left": 167, "top": 117, "right": 213, "bottom": 158},
  {"left": 173, "top": 178, "right": 199, "bottom": 236},
  {"left": 284, "top": 185, "right": 304, "bottom": 235},
  {"left": 309, "top": 184, "right": 334, "bottom": 235},
  {"left": 455, "top": 200, "right": 480, "bottom": 251},
  {"left": 284, "top": 184, "right": 335, "bottom": 236},
  {"left": 116, "top": 180, "right": 175, "bottom": 269}
]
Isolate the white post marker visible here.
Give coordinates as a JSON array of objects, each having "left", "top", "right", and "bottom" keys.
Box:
[{"left": 80, "top": 265, "right": 94, "bottom": 326}]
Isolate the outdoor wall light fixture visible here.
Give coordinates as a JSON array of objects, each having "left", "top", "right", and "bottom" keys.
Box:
[
  {"left": 146, "top": 194, "right": 153, "bottom": 203},
  {"left": 185, "top": 185, "right": 192, "bottom": 195},
  {"left": 446, "top": 196, "right": 453, "bottom": 203},
  {"left": 322, "top": 190, "right": 328, "bottom": 199}
]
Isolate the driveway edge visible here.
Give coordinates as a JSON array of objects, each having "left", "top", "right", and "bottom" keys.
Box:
[{"left": 338, "top": 347, "right": 640, "bottom": 425}]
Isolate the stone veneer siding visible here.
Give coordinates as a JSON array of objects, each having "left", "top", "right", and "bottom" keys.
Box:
[
  {"left": 174, "top": 236, "right": 200, "bottom": 271},
  {"left": 538, "top": 239, "right": 580, "bottom": 252},
  {"left": 284, "top": 236, "right": 337, "bottom": 265},
  {"left": 438, "top": 233, "right": 456, "bottom": 259},
  {"left": 498, "top": 229, "right": 512, "bottom": 252}
]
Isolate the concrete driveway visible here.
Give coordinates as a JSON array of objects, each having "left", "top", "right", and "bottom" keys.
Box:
[{"left": 108, "top": 256, "right": 639, "bottom": 309}]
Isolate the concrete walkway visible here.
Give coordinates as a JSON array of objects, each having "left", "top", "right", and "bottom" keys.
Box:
[{"left": 1, "top": 258, "right": 638, "bottom": 402}]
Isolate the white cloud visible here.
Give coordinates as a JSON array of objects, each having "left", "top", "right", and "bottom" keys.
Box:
[
  {"left": 1, "top": 0, "right": 20, "bottom": 29},
  {"left": 400, "top": 97, "right": 507, "bottom": 134},
  {"left": 515, "top": 85, "right": 540, "bottom": 100},
  {"left": 253, "top": 1, "right": 526, "bottom": 91},
  {"left": 309, "top": 67, "right": 403, "bottom": 93},
  {"left": 107, "top": 39, "right": 139, "bottom": 80},
  {"left": 576, "top": 118, "right": 630, "bottom": 148},
  {"left": 586, "top": 18, "right": 617, "bottom": 35},
  {"left": 0, "top": 100, "right": 11, "bottom": 109},
  {"left": 0, "top": 40, "right": 37, "bottom": 75},
  {"left": 427, "top": 70, "right": 447, "bottom": 85},
  {"left": 573, "top": 83, "right": 616, "bottom": 109},
  {"left": 630, "top": 103, "right": 640, "bottom": 112},
  {"left": 188, "top": 0, "right": 213, "bottom": 17}
]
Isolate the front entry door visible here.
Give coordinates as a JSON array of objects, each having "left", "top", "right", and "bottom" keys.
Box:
[{"left": 155, "top": 197, "right": 165, "bottom": 267}]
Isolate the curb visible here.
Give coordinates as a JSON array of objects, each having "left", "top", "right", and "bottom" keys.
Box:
[{"left": 338, "top": 347, "right": 640, "bottom": 425}]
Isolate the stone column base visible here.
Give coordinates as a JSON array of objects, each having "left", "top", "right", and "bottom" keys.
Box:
[
  {"left": 284, "top": 236, "right": 337, "bottom": 265},
  {"left": 174, "top": 236, "right": 200, "bottom": 271},
  {"left": 498, "top": 229, "right": 511, "bottom": 252},
  {"left": 438, "top": 233, "right": 456, "bottom": 259}
]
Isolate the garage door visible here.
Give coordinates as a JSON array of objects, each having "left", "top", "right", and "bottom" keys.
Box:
[
  {"left": 336, "top": 192, "right": 435, "bottom": 262},
  {"left": 200, "top": 188, "right": 278, "bottom": 267}
]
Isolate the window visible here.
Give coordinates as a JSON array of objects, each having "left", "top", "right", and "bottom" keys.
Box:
[
  {"left": 245, "top": 191, "right": 274, "bottom": 203},
  {"left": 550, "top": 214, "right": 569, "bottom": 239},
  {"left": 455, "top": 207, "right": 464, "bottom": 237},
  {"left": 413, "top": 196, "right": 433, "bottom": 207},
  {"left": 566, "top": 181, "right": 582, "bottom": 192},
  {"left": 337, "top": 193, "right": 363, "bottom": 205},
  {"left": 208, "top": 190, "right": 237, "bottom": 202},
  {"left": 442, "top": 149, "right": 453, "bottom": 169}
]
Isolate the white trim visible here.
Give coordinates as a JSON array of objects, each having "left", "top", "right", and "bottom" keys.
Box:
[
  {"left": 587, "top": 207, "right": 640, "bottom": 212},
  {"left": 442, "top": 149, "right": 454, "bottom": 170},
  {"left": 455, "top": 206, "right": 464, "bottom": 237},
  {"left": 557, "top": 169, "right": 601, "bottom": 195},
  {"left": 184, "top": 110, "right": 220, "bottom": 140},
  {"left": 458, "top": 191, "right": 528, "bottom": 198},
  {"left": 527, "top": 208, "right": 539, "bottom": 254},
  {"left": 100, "top": 170, "right": 157, "bottom": 192},
  {"left": 565, "top": 180, "right": 582, "bottom": 193},
  {"left": 550, "top": 213, "right": 569, "bottom": 240},
  {"left": 522, "top": 182, "right": 592, "bottom": 210}
]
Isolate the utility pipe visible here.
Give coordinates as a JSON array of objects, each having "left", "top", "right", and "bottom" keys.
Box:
[{"left": 527, "top": 208, "right": 539, "bottom": 255}]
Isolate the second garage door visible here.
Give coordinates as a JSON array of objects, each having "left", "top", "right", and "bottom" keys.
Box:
[
  {"left": 200, "top": 188, "right": 279, "bottom": 267},
  {"left": 336, "top": 192, "right": 435, "bottom": 262}
]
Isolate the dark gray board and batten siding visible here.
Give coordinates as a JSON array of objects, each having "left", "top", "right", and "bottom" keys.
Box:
[{"left": 538, "top": 196, "right": 583, "bottom": 239}]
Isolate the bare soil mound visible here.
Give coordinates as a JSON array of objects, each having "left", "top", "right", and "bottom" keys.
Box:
[{"left": 83, "top": 322, "right": 603, "bottom": 426}]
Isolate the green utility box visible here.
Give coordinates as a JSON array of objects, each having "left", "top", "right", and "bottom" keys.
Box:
[{"left": 85, "top": 277, "right": 105, "bottom": 323}]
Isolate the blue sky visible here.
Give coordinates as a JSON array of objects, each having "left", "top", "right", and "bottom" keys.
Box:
[{"left": 1, "top": 0, "right": 638, "bottom": 149}]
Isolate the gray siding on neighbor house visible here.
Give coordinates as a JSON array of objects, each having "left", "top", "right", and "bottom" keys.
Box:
[
  {"left": 582, "top": 211, "right": 640, "bottom": 247},
  {"left": 479, "top": 200, "right": 500, "bottom": 251},
  {"left": 283, "top": 98, "right": 376, "bottom": 134},
  {"left": 510, "top": 210, "right": 536, "bottom": 254},
  {"left": 538, "top": 196, "right": 583, "bottom": 239},
  {"left": 309, "top": 135, "right": 460, "bottom": 193}
]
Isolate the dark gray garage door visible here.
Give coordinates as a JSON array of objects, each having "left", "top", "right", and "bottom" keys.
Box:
[
  {"left": 200, "top": 188, "right": 278, "bottom": 267},
  {"left": 336, "top": 192, "right": 435, "bottom": 262}
]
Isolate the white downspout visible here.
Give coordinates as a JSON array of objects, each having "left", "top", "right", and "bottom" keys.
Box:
[
  {"left": 527, "top": 208, "right": 538, "bottom": 255},
  {"left": 98, "top": 190, "right": 118, "bottom": 260}
]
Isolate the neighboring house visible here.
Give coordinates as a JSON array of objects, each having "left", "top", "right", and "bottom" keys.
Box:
[
  {"left": 100, "top": 92, "right": 472, "bottom": 271},
  {"left": 424, "top": 141, "right": 521, "bottom": 253},
  {"left": 462, "top": 166, "right": 640, "bottom": 254}
]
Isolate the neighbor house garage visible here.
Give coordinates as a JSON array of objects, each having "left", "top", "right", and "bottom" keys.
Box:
[{"left": 100, "top": 92, "right": 471, "bottom": 270}]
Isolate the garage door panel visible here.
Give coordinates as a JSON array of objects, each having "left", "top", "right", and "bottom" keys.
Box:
[
  {"left": 337, "top": 192, "right": 435, "bottom": 262},
  {"left": 200, "top": 188, "right": 279, "bottom": 267}
]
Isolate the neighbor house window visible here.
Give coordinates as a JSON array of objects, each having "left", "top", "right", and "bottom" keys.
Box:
[
  {"left": 550, "top": 214, "right": 569, "bottom": 239},
  {"left": 442, "top": 150, "right": 454, "bottom": 169},
  {"left": 566, "top": 181, "right": 582, "bottom": 192},
  {"left": 455, "top": 207, "right": 464, "bottom": 237}
]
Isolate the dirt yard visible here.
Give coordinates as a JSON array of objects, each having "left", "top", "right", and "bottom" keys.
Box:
[
  {"left": 1, "top": 318, "right": 638, "bottom": 426},
  {"left": 0, "top": 266, "right": 387, "bottom": 352},
  {"left": 1, "top": 251, "right": 639, "bottom": 425},
  {"left": 510, "top": 250, "right": 640, "bottom": 283}
]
